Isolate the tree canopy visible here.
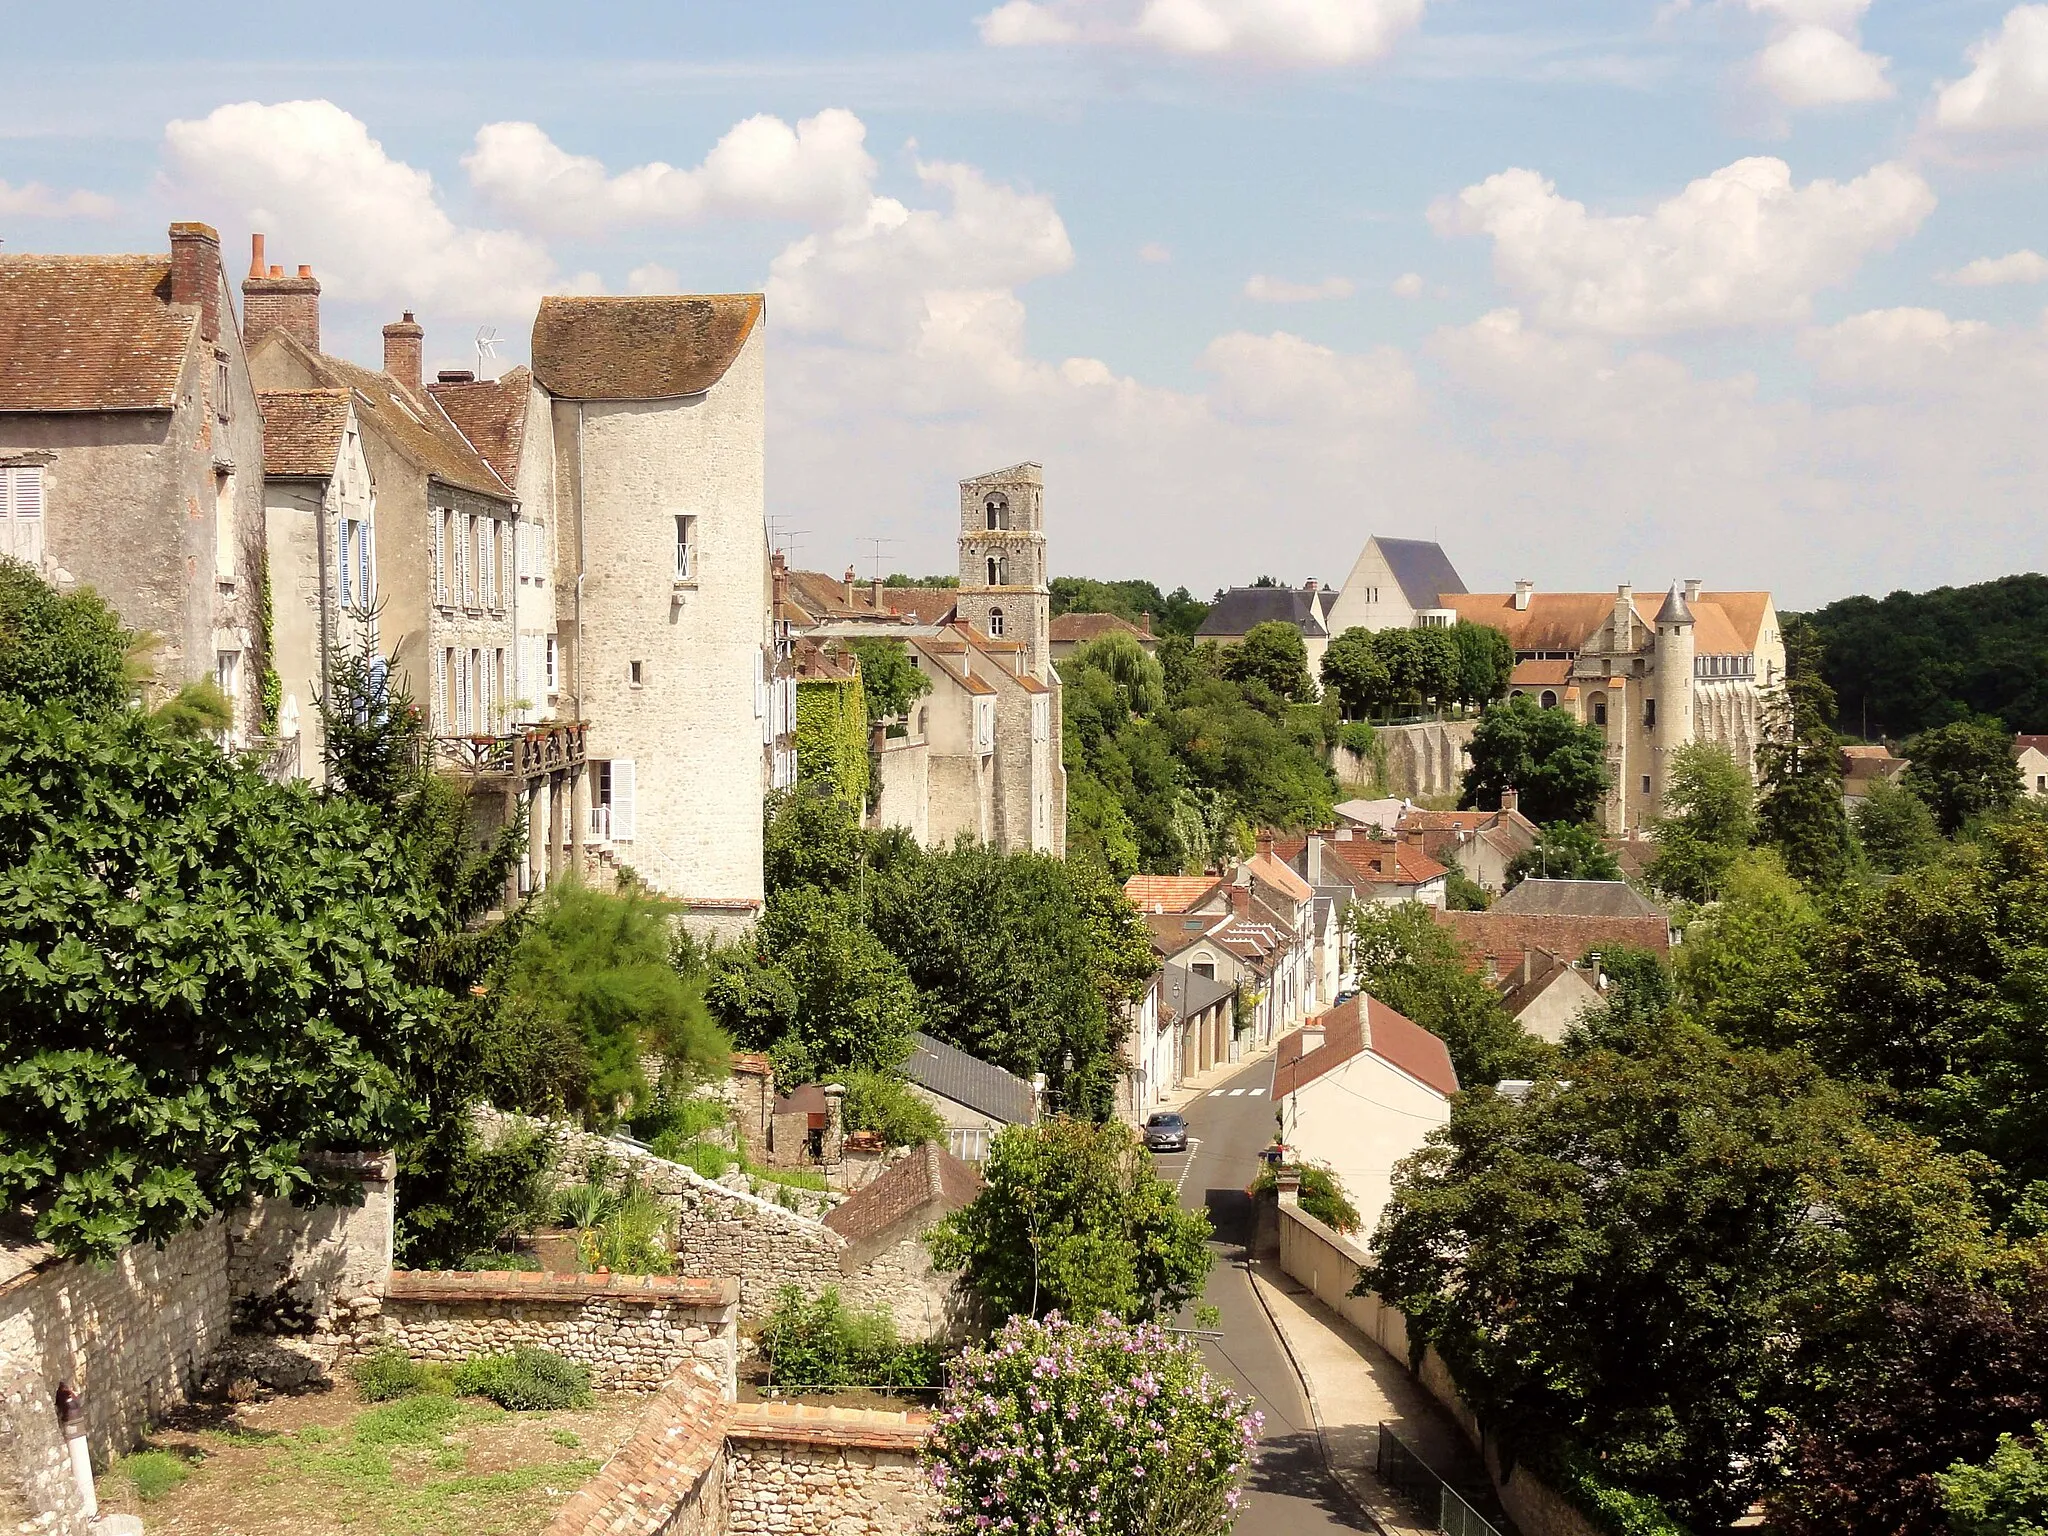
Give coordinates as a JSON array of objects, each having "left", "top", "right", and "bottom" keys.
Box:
[
  {"left": 0, "top": 557, "right": 131, "bottom": 714},
  {"left": 1345, "top": 901, "right": 1552, "bottom": 1086},
  {"left": 1050, "top": 576, "right": 1210, "bottom": 638},
  {"left": 1504, "top": 821, "right": 1622, "bottom": 890},
  {"left": 1461, "top": 695, "right": 1609, "bottom": 826},
  {"left": 1902, "top": 717, "right": 2022, "bottom": 837},
  {"left": 1645, "top": 741, "right": 1756, "bottom": 903},
  {"left": 1219, "top": 621, "right": 1317, "bottom": 702}
]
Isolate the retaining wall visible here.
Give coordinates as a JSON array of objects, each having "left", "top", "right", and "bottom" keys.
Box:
[{"left": 1335, "top": 719, "right": 1476, "bottom": 799}]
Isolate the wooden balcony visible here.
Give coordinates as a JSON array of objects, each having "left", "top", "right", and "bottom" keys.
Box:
[{"left": 434, "top": 721, "right": 588, "bottom": 783}]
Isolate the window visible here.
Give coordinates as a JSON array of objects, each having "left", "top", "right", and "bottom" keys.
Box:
[
  {"left": 1193, "top": 961, "right": 1216, "bottom": 980},
  {"left": 434, "top": 510, "right": 450, "bottom": 603},
  {"left": 591, "top": 760, "right": 612, "bottom": 839},
  {"left": 1592, "top": 693, "right": 1608, "bottom": 727},
  {"left": 480, "top": 649, "right": 494, "bottom": 731},
  {"left": 214, "top": 471, "right": 236, "bottom": 584},
  {"left": 1641, "top": 774, "right": 1652, "bottom": 795},
  {"left": 1032, "top": 694, "right": 1049, "bottom": 743},
  {"left": 359, "top": 520, "right": 374, "bottom": 607},
  {"left": 494, "top": 648, "right": 505, "bottom": 726},
  {"left": 629, "top": 660, "right": 644, "bottom": 687},
  {"left": 1540, "top": 690, "right": 1557, "bottom": 709},
  {"left": 214, "top": 352, "right": 231, "bottom": 422},
  {"left": 988, "top": 607, "right": 1005, "bottom": 638},
  {"left": 216, "top": 649, "right": 240, "bottom": 703},
  {"left": 986, "top": 555, "right": 1000, "bottom": 586},
  {"left": 1644, "top": 697, "right": 1657, "bottom": 729},
  {"left": 482, "top": 519, "right": 497, "bottom": 607},
  {"left": 545, "top": 635, "right": 559, "bottom": 694},
  {"left": 0, "top": 465, "right": 45, "bottom": 566},
  {"left": 2039, "top": 775, "right": 2046, "bottom": 792},
  {"left": 674, "top": 514, "right": 696, "bottom": 581},
  {"left": 974, "top": 696, "right": 996, "bottom": 755},
  {"left": 610, "top": 759, "right": 636, "bottom": 841},
  {"left": 985, "top": 492, "right": 1008, "bottom": 530},
  {"left": 338, "top": 521, "right": 353, "bottom": 607}
]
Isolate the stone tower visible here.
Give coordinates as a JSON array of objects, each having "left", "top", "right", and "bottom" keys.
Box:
[
  {"left": 1652, "top": 581, "right": 1696, "bottom": 806},
  {"left": 955, "top": 463, "right": 1050, "bottom": 681}
]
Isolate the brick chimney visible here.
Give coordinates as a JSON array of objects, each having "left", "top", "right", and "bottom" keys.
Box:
[
  {"left": 382, "top": 311, "right": 424, "bottom": 394},
  {"left": 168, "top": 222, "right": 222, "bottom": 343},
  {"left": 1256, "top": 828, "right": 1274, "bottom": 858},
  {"left": 872, "top": 576, "right": 886, "bottom": 611},
  {"left": 241, "top": 233, "right": 322, "bottom": 354},
  {"left": 1501, "top": 789, "right": 1519, "bottom": 813},
  {"left": 844, "top": 565, "right": 858, "bottom": 606},
  {"left": 771, "top": 552, "right": 790, "bottom": 612}
]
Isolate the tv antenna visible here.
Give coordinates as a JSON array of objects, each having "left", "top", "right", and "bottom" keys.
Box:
[
  {"left": 860, "top": 536, "right": 901, "bottom": 583},
  {"left": 474, "top": 327, "right": 503, "bottom": 380}
]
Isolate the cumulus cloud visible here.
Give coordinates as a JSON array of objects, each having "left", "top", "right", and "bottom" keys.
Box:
[
  {"left": 1202, "top": 330, "right": 1415, "bottom": 418},
  {"left": 163, "top": 100, "right": 567, "bottom": 317},
  {"left": 0, "top": 181, "right": 118, "bottom": 218},
  {"left": 1392, "top": 272, "right": 1427, "bottom": 298},
  {"left": 626, "top": 262, "right": 680, "bottom": 294},
  {"left": 1934, "top": 6, "right": 2048, "bottom": 135},
  {"left": 1942, "top": 249, "right": 2048, "bottom": 285},
  {"left": 1430, "top": 155, "right": 1934, "bottom": 335},
  {"left": 1138, "top": 242, "right": 1173, "bottom": 263},
  {"left": 463, "top": 110, "right": 876, "bottom": 233},
  {"left": 1243, "top": 273, "right": 1355, "bottom": 302},
  {"left": 1739, "top": 0, "right": 1891, "bottom": 106},
  {"left": 977, "top": 0, "right": 1428, "bottom": 66}
]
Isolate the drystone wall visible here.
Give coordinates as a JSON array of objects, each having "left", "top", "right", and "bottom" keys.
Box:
[
  {"left": 368, "top": 1272, "right": 739, "bottom": 1396},
  {"left": 725, "top": 1404, "right": 937, "bottom": 1536},
  {"left": 1333, "top": 719, "right": 1476, "bottom": 800},
  {"left": 224, "top": 1153, "right": 395, "bottom": 1330}
]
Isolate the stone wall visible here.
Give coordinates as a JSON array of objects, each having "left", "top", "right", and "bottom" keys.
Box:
[
  {"left": 725, "top": 1403, "right": 936, "bottom": 1536},
  {"left": 546, "top": 1363, "right": 732, "bottom": 1536},
  {"left": 1334, "top": 719, "right": 1476, "bottom": 799},
  {"left": 224, "top": 1153, "right": 395, "bottom": 1330},
  {"left": 367, "top": 1272, "right": 739, "bottom": 1397}
]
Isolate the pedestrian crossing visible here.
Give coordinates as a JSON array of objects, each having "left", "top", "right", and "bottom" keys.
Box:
[{"left": 1208, "top": 1087, "right": 1265, "bottom": 1097}]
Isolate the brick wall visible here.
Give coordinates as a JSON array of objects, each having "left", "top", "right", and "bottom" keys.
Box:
[
  {"left": 545, "top": 1363, "right": 732, "bottom": 1536},
  {"left": 725, "top": 1403, "right": 936, "bottom": 1536},
  {"left": 366, "top": 1272, "right": 739, "bottom": 1396}
]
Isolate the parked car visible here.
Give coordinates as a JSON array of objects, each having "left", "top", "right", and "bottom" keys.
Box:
[{"left": 1143, "top": 1111, "right": 1189, "bottom": 1153}]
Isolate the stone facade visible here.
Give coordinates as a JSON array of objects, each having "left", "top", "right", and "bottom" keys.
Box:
[
  {"left": 367, "top": 1272, "right": 739, "bottom": 1397},
  {"left": 725, "top": 1405, "right": 937, "bottom": 1536},
  {"left": 1333, "top": 719, "right": 1478, "bottom": 800}
]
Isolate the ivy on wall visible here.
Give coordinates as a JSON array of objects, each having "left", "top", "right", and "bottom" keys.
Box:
[{"left": 795, "top": 675, "right": 869, "bottom": 809}]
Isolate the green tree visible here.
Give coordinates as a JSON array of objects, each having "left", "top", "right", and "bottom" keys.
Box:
[
  {"left": 1346, "top": 901, "right": 1551, "bottom": 1086},
  {"left": 1450, "top": 620, "right": 1515, "bottom": 708},
  {"left": 757, "top": 887, "right": 924, "bottom": 1077},
  {"left": 1757, "top": 616, "right": 1854, "bottom": 884},
  {"left": 1503, "top": 822, "right": 1623, "bottom": 888},
  {"left": 1904, "top": 717, "right": 2023, "bottom": 837},
  {"left": 929, "top": 1119, "right": 1214, "bottom": 1321},
  {"left": 1854, "top": 775, "right": 1945, "bottom": 873},
  {"left": 1673, "top": 851, "right": 1823, "bottom": 1050},
  {"left": 1461, "top": 694, "right": 1610, "bottom": 826},
  {"left": 839, "top": 1069, "right": 945, "bottom": 1146},
  {"left": 0, "top": 558, "right": 131, "bottom": 714},
  {"left": 1645, "top": 742, "right": 1756, "bottom": 903},
  {"left": 1220, "top": 621, "right": 1317, "bottom": 702},
  {"left": 1050, "top": 576, "right": 1209, "bottom": 637},
  {"left": 1941, "top": 1427, "right": 2048, "bottom": 1536},
  {"left": 845, "top": 637, "right": 932, "bottom": 725},
  {"left": 1320, "top": 626, "right": 1393, "bottom": 719},
  {"left": 1063, "top": 630, "right": 1166, "bottom": 717},
  {"left": 0, "top": 702, "right": 439, "bottom": 1260}
]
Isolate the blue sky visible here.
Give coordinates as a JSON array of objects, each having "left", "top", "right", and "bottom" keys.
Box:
[{"left": 8, "top": 0, "right": 2048, "bottom": 605}]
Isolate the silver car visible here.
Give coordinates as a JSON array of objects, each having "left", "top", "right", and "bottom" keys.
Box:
[{"left": 1144, "top": 1111, "right": 1189, "bottom": 1152}]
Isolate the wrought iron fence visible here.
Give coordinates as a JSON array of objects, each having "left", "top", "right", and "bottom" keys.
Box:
[{"left": 1375, "top": 1423, "right": 1507, "bottom": 1536}]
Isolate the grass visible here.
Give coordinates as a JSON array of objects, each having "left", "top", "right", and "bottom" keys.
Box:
[{"left": 113, "top": 1449, "right": 192, "bottom": 1501}]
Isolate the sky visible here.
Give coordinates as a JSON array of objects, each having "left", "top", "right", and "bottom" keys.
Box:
[{"left": 7, "top": 0, "right": 2048, "bottom": 607}]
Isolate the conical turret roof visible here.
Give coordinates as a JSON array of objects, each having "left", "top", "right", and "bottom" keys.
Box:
[{"left": 1655, "top": 582, "right": 1694, "bottom": 625}]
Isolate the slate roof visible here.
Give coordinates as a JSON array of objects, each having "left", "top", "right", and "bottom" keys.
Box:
[
  {"left": 824, "top": 1141, "right": 982, "bottom": 1247},
  {"left": 1272, "top": 995, "right": 1459, "bottom": 1100},
  {"left": 1492, "top": 879, "right": 1665, "bottom": 919},
  {"left": 0, "top": 254, "right": 195, "bottom": 412},
  {"left": 428, "top": 366, "right": 530, "bottom": 486},
  {"left": 1197, "top": 586, "right": 1331, "bottom": 640},
  {"left": 1374, "top": 537, "right": 1468, "bottom": 610},
  {"left": 1143, "top": 911, "right": 1225, "bottom": 959},
  {"left": 902, "top": 1032, "right": 1036, "bottom": 1124},
  {"left": 1158, "top": 963, "right": 1235, "bottom": 1026},
  {"left": 531, "top": 294, "right": 761, "bottom": 401},
  {"left": 258, "top": 389, "right": 351, "bottom": 478}
]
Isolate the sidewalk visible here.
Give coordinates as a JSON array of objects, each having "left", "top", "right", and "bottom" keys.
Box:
[
  {"left": 1248, "top": 1256, "right": 1509, "bottom": 1536},
  {"left": 1155, "top": 1038, "right": 1277, "bottom": 1114}
]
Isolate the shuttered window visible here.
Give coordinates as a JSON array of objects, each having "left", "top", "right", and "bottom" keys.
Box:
[
  {"left": 434, "top": 511, "right": 449, "bottom": 603},
  {"left": 0, "top": 467, "right": 43, "bottom": 566},
  {"left": 610, "top": 759, "right": 635, "bottom": 842},
  {"left": 337, "top": 521, "right": 353, "bottom": 607}
]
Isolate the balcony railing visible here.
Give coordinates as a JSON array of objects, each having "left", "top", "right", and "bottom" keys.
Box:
[
  {"left": 246, "top": 734, "right": 302, "bottom": 784},
  {"left": 434, "top": 721, "right": 588, "bottom": 782}
]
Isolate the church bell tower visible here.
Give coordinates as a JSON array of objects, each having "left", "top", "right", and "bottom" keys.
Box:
[{"left": 955, "top": 463, "right": 1050, "bottom": 681}]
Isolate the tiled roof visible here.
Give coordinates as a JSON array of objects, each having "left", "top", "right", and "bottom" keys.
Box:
[
  {"left": 1246, "top": 853, "right": 1313, "bottom": 905},
  {"left": 1444, "top": 589, "right": 1766, "bottom": 658},
  {"left": 1143, "top": 911, "right": 1224, "bottom": 959},
  {"left": 258, "top": 389, "right": 350, "bottom": 478},
  {"left": 1272, "top": 995, "right": 1459, "bottom": 1100},
  {"left": 1333, "top": 797, "right": 1411, "bottom": 832},
  {"left": 2017, "top": 736, "right": 2048, "bottom": 755},
  {"left": 1494, "top": 948, "right": 1584, "bottom": 1019},
  {"left": 0, "top": 254, "right": 195, "bottom": 411},
  {"left": 1437, "top": 908, "right": 1672, "bottom": 968},
  {"left": 428, "top": 365, "right": 530, "bottom": 485},
  {"left": 531, "top": 293, "right": 761, "bottom": 401},
  {"left": 902, "top": 1032, "right": 1037, "bottom": 1124},
  {"left": 908, "top": 638, "right": 995, "bottom": 696},
  {"left": 791, "top": 638, "right": 859, "bottom": 682},
  {"left": 1374, "top": 537, "right": 1468, "bottom": 610},
  {"left": 1323, "top": 837, "right": 1448, "bottom": 886},
  {"left": 1703, "top": 591, "right": 1772, "bottom": 652},
  {"left": 1124, "top": 874, "right": 1228, "bottom": 913},
  {"left": 1197, "top": 586, "right": 1331, "bottom": 639},
  {"left": 876, "top": 587, "right": 960, "bottom": 624},
  {"left": 1050, "top": 611, "right": 1152, "bottom": 644},
  {"left": 1509, "top": 659, "right": 1572, "bottom": 688},
  {"left": 1492, "top": 879, "right": 1665, "bottom": 919},
  {"left": 824, "top": 1141, "right": 981, "bottom": 1247}
]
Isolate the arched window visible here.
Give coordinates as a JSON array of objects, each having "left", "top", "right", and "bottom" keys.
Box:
[
  {"left": 985, "top": 492, "right": 1009, "bottom": 530},
  {"left": 989, "top": 607, "right": 1006, "bottom": 637},
  {"left": 1541, "top": 690, "right": 1558, "bottom": 709},
  {"left": 986, "top": 556, "right": 1000, "bottom": 586}
]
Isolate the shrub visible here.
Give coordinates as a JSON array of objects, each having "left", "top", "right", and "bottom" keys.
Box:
[
  {"left": 580, "top": 1184, "right": 674, "bottom": 1275},
  {"left": 630, "top": 1091, "right": 730, "bottom": 1147},
  {"left": 113, "top": 1449, "right": 191, "bottom": 1502},
  {"left": 657, "top": 1137, "right": 737, "bottom": 1179},
  {"left": 1940, "top": 1424, "right": 2048, "bottom": 1536},
  {"left": 452, "top": 1347, "right": 594, "bottom": 1410},
  {"left": 1338, "top": 720, "right": 1378, "bottom": 757},
  {"left": 456, "top": 1249, "right": 541, "bottom": 1272},
  {"left": 926, "top": 1312, "right": 1260, "bottom": 1536},
  {"left": 1254, "top": 1161, "right": 1363, "bottom": 1234},
  {"left": 756, "top": 1286, "right": 944, "bottom": 1390},
  {"left": 841, "top": 1069, "right": 944, "bottom": 1147},
  {"left": 555, "top": 1181, "right": 617, "bottom": 1230},
  {"left": 350, "top": 1347, "right": 433, "bottom": 1403}
]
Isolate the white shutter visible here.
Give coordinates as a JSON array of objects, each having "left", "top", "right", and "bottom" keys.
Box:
[
  {"left": 481, "top": 649, "right": 494, "bottom": 730},
  {"left": 434, "top": 648, "right": 447, "bottom": 730},
  {"left": 3, "top": 467, "right": 44, "bottom": 566},
  {"left": 610, "top": 759, "right": 635, "bottom": 842}
]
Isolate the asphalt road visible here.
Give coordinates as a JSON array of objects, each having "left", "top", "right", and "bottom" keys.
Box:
[{"left": 1153, "top": 1055, "right": 1373, "bottom": 1534}]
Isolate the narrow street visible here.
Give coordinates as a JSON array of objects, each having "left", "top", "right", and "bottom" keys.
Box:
[{"left": 1154, "top": 1054, "right": 1374, "bottom": 1534}]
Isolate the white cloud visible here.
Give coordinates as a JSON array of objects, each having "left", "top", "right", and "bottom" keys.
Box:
[
  {"left": 463, "top": 110, "right": 876, "bottom": 233},
  {"left": 163, "top": 100, "right": 566, "bottom": 318},
  {"left": 1202, "top": 330, "right": 1415, "bottom": 418},
  {"left": 1430, "top": 155, "right": 1934, "bottom": 335},
  {"left": 1942, "top": 249, "right": 2048, "bottom": 285},
  {"left": 1754, "top": 23, "right": 1892, "bottom": 105},
  {"left": 977, "top": 0, "right": 1428, "bottom": 66},
  {"left": 1243, "top": 273, "right": 1355, "bottom": 302},
  {"left": 1392, "top": 271, "right": 1427, "bottom": 298},
  {"left": 626, "top": 262, "right": 680, "bottom": 294},
  {"left": 1138, "top": 241, "right": 1173, "bottom": 263},
  {"left": 0, "top": 181, "right": 118, "bottom": 218},
  {"left": 1934, "top": 6, "right": 2048, "bottom": 134}
]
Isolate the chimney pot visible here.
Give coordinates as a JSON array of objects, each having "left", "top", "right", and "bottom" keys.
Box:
[
  {"left": 242, "top": 241, "right": 322, "bottom": 354},
  {"left": 168, "top": 221, "right": 222, "bottom": 343},
  {"left": 382, "top": 312, "right": 425, "bottom": 394},
  {"left": 436, "top": 369, "right": 475, "bottom": 384},
  {"left": 268, "top": 264, "right": 283, "bottom": 278},
  {"left": 248, "top": 233, "right": 266, "bottom": 279},
  {"left": 1500, "top": 789, "right": 1519, "bottom": 813},
  {"left": 296, "top": 264, "right": 313, "bottom": 279}
]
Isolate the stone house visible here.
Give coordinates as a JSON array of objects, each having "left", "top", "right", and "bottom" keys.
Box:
[
  {"left": 1195, "top": 582, "right": 1337, "bottom": 673},
  {"left": 1145, "top": 963, "right": 1236, "bottom": 1103},
  {"left": 2016, "top": 736, "right": 2048, "bottom": 799},
  {"left": 0, "top": 221, "right": 268, "bottom": 740},
  {"left": 1322, "top": 535, "right": 1468, "bottom": 638},
  {"left": 1444, "top": 580, "right": 1786, "bottom": 834},
  {"left": 1840, "top": 742, "right": 1910, "bottom": 809},
  {"left": 257, "top": 388, "right": 376, "bottom": 780},
  {"left": 1272, "top": 994, "right": 1459, "bottom": 1240},
  {"left": 1304, "top": 828, "right": 1450, "bottom": 909},
  {"left": 1048, "top": 609, "right": 1155, "bottom": 663},
  {"left": 1436, "top": 906, "right": 1673, "bottom": 979},
  {"left": 1392, "top": 798, "right": 1542, "bottom": 896},
  {"left": 901, "top": 1032, "right": 1039, "bottom": 1163},
  {"left": 1491, "top": 947, "right": 1605, "bottom": 1044}
]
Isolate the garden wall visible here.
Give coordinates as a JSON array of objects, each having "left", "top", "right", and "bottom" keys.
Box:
[
  {"left": 724, "top": 1402, "right": 937, "bottom": 1536},
  {"left": 546, "top": 1362, "right": 733, "bottom": 1536},
  {"left": 368, "top": 1272, "right": 739, "bottom": 1396},
  {"left": 1275, "top": 1198, "right": 1599, "bottom": 1536}
]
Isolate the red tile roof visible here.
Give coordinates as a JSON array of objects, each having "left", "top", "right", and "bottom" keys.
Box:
[
  {"left": 0, "top": 254, "right": 196, "bottom": 411},
  {"left": 1247, "top": 853, "right": 1313, "bottom": 905},
  {"left": 1124, "top": 874, "right": 1228, "bottom": 913},
  {"left": 824, "top": 1141, "right": 981, "bottom": 1247},
  {"left": 1436, "top": 908, "right": 1671, "bottom": 969},
  {"left": 1050, "top": 611, "right": 1152, "bottom": 644},
  {"left": 531, "top": 294, "right": 761, "bottom": 401},
  {"left": 1272, "top": 995, "right": 1458, "bottom": 1100},
  {"left": 258, "top": 389, "right": 351, "bottom": 478},
  {"left": 1323, "top": 837, "right": 1448, "bottom": 887},
  {"left": 428, "top": 365, "right": 530, "bottom": 485}
]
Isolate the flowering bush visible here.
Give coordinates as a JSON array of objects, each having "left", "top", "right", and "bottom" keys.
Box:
[{"left": 926, "top": 1312, "right": 1261, "bottom": 1536}]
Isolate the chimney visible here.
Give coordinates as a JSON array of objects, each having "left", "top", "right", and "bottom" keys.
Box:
[
  {"left": 772, "top": 552, "right": 790, "bottom": 612},
  {"left": 437, "top": 369, "right": 474, "bottom": 385},
  {"left": 844, "top": 565, "right": 859, "bottom": 606},
  {"left": 1614, "top": 582, "right": 1635, "bottom": 641},
  {"left": 1500, "top": 788, "right": 1519, "bottom": 814},
  {"left": 168, "top": 222, "right": 222, "bottom": 343},
  {"left": 1299, "top": 1021, "right": 1325, "bottom": 1055},
  {"left": 872, "top": 576, "right": 885, "bottom": 611},
  {"left": 382, "top": 311, "right": 424, "bottom": 394},
  {"left": 1684, "top": 578, "right": 1702, "bottom": 603},
  {"left": 1304, "top": 578, "right": 1318, "bottom": 593},
  {"left": 1139, "top": 612, "right": 1153, "bottom": 635},
  {"left": 241, "top": 234, "right": 321, "bottom": 354},
  {"left": 1256, "top": 828, "right": 1274, "bottom": 858},
  {"left": 1521, "top": 950, "right": 1536, "bottom": 986},
  {"left": 1513, "top": 579, "right": 1533, "bottom": 611}
]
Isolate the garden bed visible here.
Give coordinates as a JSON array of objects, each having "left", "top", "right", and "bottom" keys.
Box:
[{"left": 93, "top": 1377, "right": 644, "bottom": 1535}]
